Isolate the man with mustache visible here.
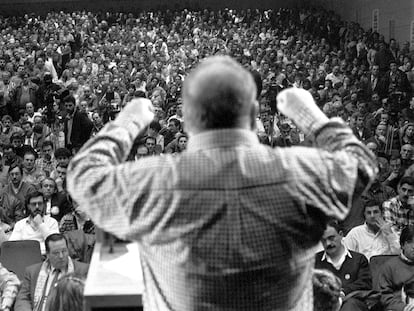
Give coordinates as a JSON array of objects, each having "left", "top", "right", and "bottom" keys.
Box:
[
  {"left": 383, "top": 176, "right": 414, "bottom": 236},
  {"left": 315, "top": 220, "right": 372, "bottom": 311},
  {"left": 9, "top": 191, "right": 59, "bottom": 255}
]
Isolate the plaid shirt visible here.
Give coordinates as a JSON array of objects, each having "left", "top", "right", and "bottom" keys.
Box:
[
  {"left": 0, "top": 262, "right": 20, "bottom": 309},
  {"left": 67, "top": 104, "right": 376, "bottom": 311},
  {"left": 383, "top": 197, "right": 414, "bottom": 234}
]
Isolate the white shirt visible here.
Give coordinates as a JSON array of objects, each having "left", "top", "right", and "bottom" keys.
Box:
[
  {"left": 9, "top": 215, "right": 59, "bottom": 254},
  {"left": 344, "top": 223, "right": 400, "bottom": 260}
]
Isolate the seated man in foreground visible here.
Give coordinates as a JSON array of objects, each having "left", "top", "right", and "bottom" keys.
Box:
[
  {"left": 378, "top": 226, "right": 414, "bottom": 311},
  {"left": 9, "top": 191, "right": 59, "bottom": 254},
  {"left": 344, "top": 199, "right": 400, "bottom": 260},
  {"left": 67, "top": 56, "right": 377, "bottom": 310},
  {"left": 315, "top": 220, "right": 371, "bottom": 311},
  {"left": 14, "top": 233, "right": 89, "bottom": 311}
]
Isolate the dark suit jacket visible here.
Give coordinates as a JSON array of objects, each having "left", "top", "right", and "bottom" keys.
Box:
[
  {"left": 64, "top": 110, "right": 93, "bottom": 150},
  {"left": 315, "top": 250, "right": 372, "bottom": 295},
  {"left": 352, "top": 126, "right": 372, "bottom": 142},
  {"left": 14, "top": 259, "right": 89, "bottom": 311},
  {"left": 50, "top": 191, "right": 72, "bottom": 222}
]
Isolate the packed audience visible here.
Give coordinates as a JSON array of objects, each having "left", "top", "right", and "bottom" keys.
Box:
[{"left": 0, "top": 6, "right": 411, "bottom": 310}]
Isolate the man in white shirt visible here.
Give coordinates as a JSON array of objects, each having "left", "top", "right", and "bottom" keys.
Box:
[
  {"left": 9, "top": 191, "right": 59, "bottom": 254},
  {"left": 344, "top": 199, "right": 400, "bottom": 260}
]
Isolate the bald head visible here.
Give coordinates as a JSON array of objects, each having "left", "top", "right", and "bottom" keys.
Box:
[{"left": 183, "top": 56, "right": 257, "bottom": 135}]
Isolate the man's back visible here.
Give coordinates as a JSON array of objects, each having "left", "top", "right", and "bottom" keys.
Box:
[{"left": 68, "top": 57, "right": 377, "bottom": 311}]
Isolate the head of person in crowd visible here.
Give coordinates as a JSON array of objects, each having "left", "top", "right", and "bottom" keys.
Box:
[
  {"left": 375, "top": 122, "right": 388, "bottom": 140},
  {"left": 10, "top": 133, "right": 23, "bottom": 149},
  {"left": 177, "top": 133, "right": 188, "bottom": 152},
  {"left": 63, "top": 95, "right": 76, "bottom": 116},
  {"left": 23, "top": 149, "right": 37, "bottom": 172},
  {"left": 25, "top": 102, "right": 35, "bottom": 117},
  {"left": 147, "top": 120, "right": 162, "bottom": 138},
  {"left": 321, "top": 220, "right": 344, "bottom": 259},
  {"left": 144, "top": 136, "right": 157, "bottom": 154},
  {"left": 398, "top": 176, "right": 414, "bottom": 205},
  {"left": 182, "top": 56, "right": 257, "bottom": 136},
  {"left": 401, "top": 144, "right": 414, "bottom": 161},
  {"left": 135, "top": 144, "right": 149, "bottom": 159},
  {"left": 79, "top": 101, "right": 88, "bottom": 114},
  {"left": 42, "top": 141, "right": 54, "bottom": 161},
  {"left": 8, "top": 162, "right": 23, "bottom": 187},
  {"left": 167, "top": 117, "right": 181, "bottom": 135},
  {"left": 41, "top": 177, "right": 57, "bottom": 200},
  {"left": 362, "top": 199, "right": 383, "bottom": 233},
  {"left": 402, "top": 123, "right": 414, "bottom": 141},
  {"left": 400, "top": 226, "right": 414, "bottom": 262},
  {"left": 21, "top": 121, "right": 33, "bottom": 138},
  {"left": 45, "top": 273, "right": 85, "bottom": 311},
  {"left": 56, "top": 163, "right": 68, "bottom": 183},
  {"left": 313, "top": 269, "right": 342, "bottom": 311},
  {"left": 54, "top": 148, "right": 72, "bottom": 167},
  {"left": 2, "top": 115, "right": 13, "bottom": 130},
  {"left": 390, "top": 155, "right": 402, "bottom": 176},
  {"left": 26, "top": 190, "right": 46, "bottom": 219},
  {"left": 3, "top": 144, "right": 17, "bottom": 164},
  {"left": 45, "top": 233, "right": 70, "bottom": 271}
]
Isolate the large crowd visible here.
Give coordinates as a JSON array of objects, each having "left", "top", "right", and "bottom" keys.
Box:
[{"left": 0, "top": 6, "right": 410, "bottom": 311}]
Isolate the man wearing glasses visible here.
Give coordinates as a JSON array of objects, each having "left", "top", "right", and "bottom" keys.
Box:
[{"left": 9, "top": 191, "right": 59, "bottom": 255}]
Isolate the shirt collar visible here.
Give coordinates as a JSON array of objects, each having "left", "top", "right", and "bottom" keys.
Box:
[
  {"left": 187, "top": 129, "right": 259, "bottom": 152},
  {"left": 321, "top": 241, "right": 352, "bottom": 262}
]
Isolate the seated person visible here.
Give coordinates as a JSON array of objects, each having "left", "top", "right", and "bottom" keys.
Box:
[
  {"left": 315, "top": 220, "right": 371, "bottom": 311},
  {"left": 40, "top": 178, "right": 72, "bottom": 222},
  {"left": 14, "top": 233, "right": 89, "bottom": 311},
  {"left": 0, "top": 262, "right": 21, "bottom": 311},
  {"left": 383, "top": 176, "right": 414, "bottom": 236},
  {"left": 344, "top": 199, "right": 400, "bottom": 260},
  {"left": 9, "top": 191, "right": 59, "bottom": 254},
  {"left": 2, "top": 163, "right": 36, "bottom": 212},
  {"left": 22, "top": 149, "right": 45, "bottom": 190},
  {"left": 378, "top": 226, "right": 414, "bottom": 311}
]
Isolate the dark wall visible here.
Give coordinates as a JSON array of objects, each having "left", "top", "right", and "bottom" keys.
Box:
[{"left": 0, "top": 0, "right": 301, "bottom": 16}]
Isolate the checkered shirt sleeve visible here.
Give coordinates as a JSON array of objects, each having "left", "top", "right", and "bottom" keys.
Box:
[
  {"left": 67, "top": 104, "right": 377, "bottom": 311},
  {"left": 0, "top": 263, "right": 20, "bottom": 309}
]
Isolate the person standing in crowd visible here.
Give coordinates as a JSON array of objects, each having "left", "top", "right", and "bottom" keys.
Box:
[
  {"left": 62, "top": 95, "right": 93, "bottom": 154},
  {"left": 67, "top": 56, "right": 376, "bottom": 311}
]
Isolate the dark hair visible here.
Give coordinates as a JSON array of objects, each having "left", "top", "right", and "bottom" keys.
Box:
[
  {"left": 399, "top": 176, "right": 414, "bottom": 188},
  {"left": 45, "top": 273, "right": 85, "bottom": 311},
  {"left": 168, "top": 118, "right": 181, "bottom": 128},
  {"left": 8, "top": 162, "right": 22, "bottom": 175},
  {"left": 400, "top": 226, "right": 414, "bottom": 246},
  {"left": 63, "top": 95, "right": 76, "bottom": 105},
  {"left": 149, "top": 120, "right": 161, "bottom": 132},
  {"left": 325, "top": 219, "right": 343, "bottom": 234},
  {"left": 57, "top": 163, "right": 68, "bottom": 169},
  {"left": 313, "top": 269, "right": 342, "bottom": 311},
  {"left": 362, "top": 198, "right": 382, "bottom": 214},
  {"left": 55, "top": 148, "right": 72, "bottom": 159},
  {"left": 144, "top": 136, "right": 156, "bottom": 144},
  {"left": 25, "top": 190, "right": 45, "bottom": 210},
  {"left": 45, "top": 233, "right": 68, "bottom": 253},
  {"left": 23, "top": 148, "right": 37, "bottom": 159},
  {"left": 42, "top": 141, "right": 54, "bottom": 149},
  {"left": 250, "top": 70, "right": 262, "bottom": 100},
  {"left": 21, "top": 120, "right": 33, "bottom": 127},
  {"left": 10, "top": 133, "right": 23, "bottom": 142}
]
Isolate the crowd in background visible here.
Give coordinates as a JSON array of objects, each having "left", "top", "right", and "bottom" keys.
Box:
[{"left": 0, "top": 6, "right": 411, "bottom": 311}]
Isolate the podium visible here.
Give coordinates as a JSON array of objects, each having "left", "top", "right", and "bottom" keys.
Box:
[{"left": 84, "top": 236, "right": 144, "bottom": 311}]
